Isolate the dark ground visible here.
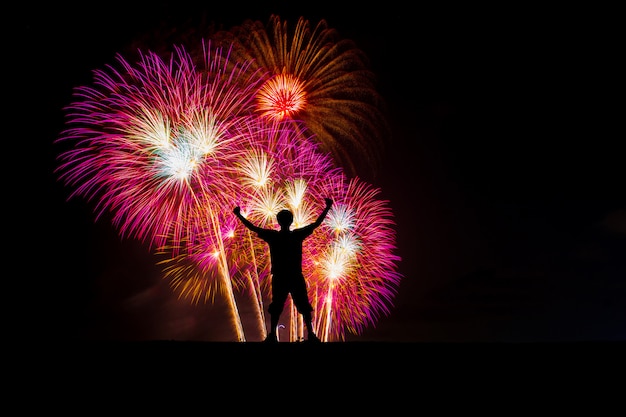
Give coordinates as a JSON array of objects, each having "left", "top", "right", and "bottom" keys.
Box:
[
  {"left": 13, "top": 341, "right": 624, "bottom": 407},
  {"left": 32, "top": 340, "right": 625, "bottom": 374}
]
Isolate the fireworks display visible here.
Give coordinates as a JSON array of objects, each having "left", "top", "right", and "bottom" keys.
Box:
[{"left": 56, "top": 15, "right": 402, "bottom": 342}]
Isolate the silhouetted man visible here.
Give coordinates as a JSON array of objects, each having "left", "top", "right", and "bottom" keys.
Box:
[{"left": 233, "top": 198, "right": 333, "bottom": 343}]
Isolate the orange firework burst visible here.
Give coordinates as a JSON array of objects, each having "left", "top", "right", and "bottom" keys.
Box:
[
  {"left": 257, "top": 73, "right": 307, "bottom": 120},
  {"left": 215, "top": 14, "right": 391, "bottom": 180}
]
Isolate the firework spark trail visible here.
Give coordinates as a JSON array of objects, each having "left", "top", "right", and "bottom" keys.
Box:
[
  {"left": 205, "top": 198, "right": 245, "bottom": 341},
  {"left": 245, "top": 268, "right": 267, "bottom": 338},
  {"left": 214, "top": 14, "right": 391, "bottom": 180}
]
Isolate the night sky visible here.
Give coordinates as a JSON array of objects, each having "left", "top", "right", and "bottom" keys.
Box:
[{"left": 21, "top": 2, "right": 624, "bottom": 344}]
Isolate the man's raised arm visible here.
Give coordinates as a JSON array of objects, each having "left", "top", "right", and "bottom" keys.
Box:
[
  {"left": 233, "top": 206, "right": 263, "bottom": 234},
  {"left": 310, "top": 198, "right": 333, "bottom": 229}
]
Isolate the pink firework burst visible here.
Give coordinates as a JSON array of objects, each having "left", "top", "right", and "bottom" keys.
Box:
[
  {"left": 55, "top": 41, "right": 266, "bottom": 250},
  {"left": 302, "top": 175, "right": 403, "bottom": 341}
]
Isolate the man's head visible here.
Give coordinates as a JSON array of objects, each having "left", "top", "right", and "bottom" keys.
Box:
[{"left": 277, "top": 209, "right": 293, "bottom": 228}]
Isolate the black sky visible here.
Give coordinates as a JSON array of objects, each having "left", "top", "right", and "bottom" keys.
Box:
[{"left": 19, "top": 2, "right": 625, "bottom": 343}]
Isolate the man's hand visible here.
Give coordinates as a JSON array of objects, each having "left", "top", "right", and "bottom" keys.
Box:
[
  {"left": 233, "top": 206, "right": 241, "bottom": 216},
  {"left": 324, "top": 198, "right": 333, "bottom": 208}
]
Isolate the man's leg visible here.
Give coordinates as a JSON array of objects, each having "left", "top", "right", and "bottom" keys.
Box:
[
  {"left": 291, "top": 275, "right": 321, "bottom": 342},
  {"left": 265, "top": 313, "right": 279, "bottom": 342},
  {"left": 302, "top": 310, "right": 320, "bottom": 342},
  {"left": 265, "top": 282, "right": 288, "bottom": 342}
]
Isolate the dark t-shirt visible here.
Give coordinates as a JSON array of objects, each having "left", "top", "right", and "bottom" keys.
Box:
[{"left": 256, "top": 225, "right": 316, "bottom": 276}]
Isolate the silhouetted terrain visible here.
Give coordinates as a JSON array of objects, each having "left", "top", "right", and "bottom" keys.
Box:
[{"left": 31, "top": 340, "right": 624, "bottom": 377}]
